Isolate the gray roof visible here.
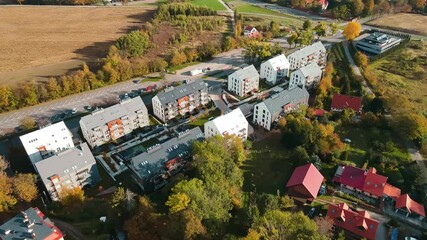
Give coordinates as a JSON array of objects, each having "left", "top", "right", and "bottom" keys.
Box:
[
  {"left": 299, "top": 62, "right": 322, "bottom": 77},
  {"left": 34, "top": 143, "right": 98, "bottom": 188},
  {"left": 261, "top": 86, "right": 309, "bottom": 115},
  {"left": 0, "top": 207, "right": 62, "bottom": 240},
  {"left": 131, "top": 127, "right": 204, "bottom": 179},
  {"left": 230, "top": 65, "right": 259, "bottom": 81},
  {"left": 80, "top": 97, "right": 147, "bottom": 130},
  {"left": 237, "top": 103, "right": 255, "bottom": 117},
  {"left": 289, "top": 42, "right": 326, "bottom": 59},
  {"left": 155, "top": 80, "right": 208, "bottom": 106}
]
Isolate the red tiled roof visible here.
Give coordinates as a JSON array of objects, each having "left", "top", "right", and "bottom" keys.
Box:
[
  {"left": 286, "top": 163, "right": 324, "bottom": 200},
  {"left": 244, "top": 26, "right": 255, "bottom": 31},
  {"left": 363, "top": 168, "right": 388, "bottom": 197},
  {"left": 335, "top": 165, "right": 366, "bottom": 190},
  {"left": 383, "top": 183, "right": 401, "bottom": 199},
  {"left": 395, "top": 194, "right": 425, "bottom": 217},
  {"left": 313, "top": 109, "right": 326, "bottom": 117},
  {"left": 331, "top": 93, "right": 362, "bottom": 112},
  {"left": 327, "top": 203, "right": 379, "bottom": 240}
]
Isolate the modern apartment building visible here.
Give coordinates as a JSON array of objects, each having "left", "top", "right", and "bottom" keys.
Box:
[
  {"left": 34, "top": 143, "right": 100, "bottom": 201},
  {"left": 253, "top": 86, "right": 309, "bottom": 130},
  {"left": 288, "top": 42, "right": 327, "bottom": 70},
  {"left": 204, "top": 108, "right": 249, "bottom": 140},
  {"left": 0, "top": 207, "right": 64, "bottom": 240},
  {"left": 20, "top": 121, "right": 74, "bottom": 165},
  {"left": 152, "top": 80, "right": 209, "bottom": 123},
  {"left": 356, "top": 32, "right": 401, "bottom": 55},
  {"left": 289, "top": 62, "right": 323, "bottom": 89},
  {"left": 228, "top": 65, "right": 259, "bottom": 97},
  {"left": 260, "top": 54, "right": 290, "bottom": 85},
  {"left": 80, "top": 97, "right": 149, "bottom": 148}
]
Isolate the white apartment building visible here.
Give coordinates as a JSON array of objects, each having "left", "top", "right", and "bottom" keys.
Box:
[
  {"left": 20, "top": 121, "right": 74, "bottom": 165},
  {"left": 34, "top": 143, "right": 100, "bottom": 201},
  {"left": 253, "top": 86, "right": 309, "bottom": 130},
  {"left": 204, "top": 108, "right": 249, "bottom": 140},
  {"left": 80, "top": 97, "right": 149, "bottom": 148},
  {"left": 152, "top": 80, "right": 209, "bottom": 123},
  {"left": 289, "top": 62, "right": 323, "bottom": 89},
  {"left": 260, "top": 54, "right": 290, "bottom": 85},
  {"left": 228, "top": 65, "right": 259, "bottom": 97},
  {"left": 288, "top": 42, "right": 327, "bottom": 70}
]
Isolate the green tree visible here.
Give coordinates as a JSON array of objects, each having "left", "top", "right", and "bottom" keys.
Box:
[
  {"left": 270, "top": 21, "right": 281, "bottom": 37},
  {"left": 111, "top": 187, "right": 125, "bottom": 209},
  {"left": 13, "top": 173, "right": 38, "bottom": 202},
  {"left": 287, "top": 33, "right": 298, "bottom": 48},
  {"left": 303, "top": 20, "right": 313, "bottom": 30},
  {"left": 20, "top": 83, "right": 39, "bottom": 107},
  {"left": 314, "top": 22, "right": 328, "bottom": 39},
  {"left": 46, "top": 78, "right": 60, "bottom": 100},
  {"left": 166, "top": 192, "right": 191, "bottom": 214},
  {"left": 351, "top": 0, "right": 365, "bottom": 17},
  {"left": 298, "top": 30, "right": 314, "bottom": 46},
  {"left": 355, "top": 51, "right": 369, "bottom": 68},
  {"left": 395, "top": 113, "right": 427, "bottom": 140},
  {"left": 343, "top": 21, "right": 362, "bottom": 41},
  {"left": 280, "top": 195, "right": 295, "bottom": 209},
  {"left": 329, "top": 22, "right": 339, "bottom": 35},
  {"left": 167, "top": 210, "right": 207, "bottom": 240},
  {"left": 337, "top": 230, "right": 346, "bottom": 240},
  {"left": 116, "top": 30, "right": 149, "bottom": 58},
  {"left": 0, "top": 174, "right": 16, "bottom": 212}
]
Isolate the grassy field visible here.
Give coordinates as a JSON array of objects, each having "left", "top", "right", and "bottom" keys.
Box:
[
  {"left": 368, "top": 13, "right": 427, "bottom": 36},
  {"left": 0, "top": 6, "right": 154, "bottom": 86},
  {"left": 191, "top": 0, "right": 227, "bottom": 10}
]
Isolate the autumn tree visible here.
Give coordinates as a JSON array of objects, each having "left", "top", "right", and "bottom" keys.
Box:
[
  {"left": 394, "top": 113, "right": 427, "bottom": 140},
  {"left": 59, "top": 186, "right": 85, "bottom": 207},
  {"left": 363, "top": 0, "right": 374, "bottom": 15},
  {"left": 314, "top": 22, "right": 328, "bottom": 39},
  {"left": 116, "top": 30, "right": 149, "bottom": 58},
  {"left": 170, "top": 49, "right": 188, "bottom": 66},
  {"left": 287, "top": 33, "right": 298, "bottom": 48},
  {"left": 0, "top": 156, "right": 9, "bottom": 174},
  {"left": 355, "top": 51, "right": 369, "bottom": 68},
  {"left": 167, "top": 210, "right": 207, "bottom": 240},
  {"left": 13, "top": 173, "right": 38, "bottom": 202},
  {"left": 350, "top": 0, "right": 365, "bottom": 17},
  {"left": 0, "top": 174, "right": 16, "bottom": 212},
  {"left": 166, "top": 192, "right": 191, "bottom": 214},
  {"left": 20, "top": 117, "right": 36, "bottom": 130},
  {"left": 0, "top": 86, "right": 16, "bottom": 112},
  {"left": 329, "top": 22, "right": 339, "bottom": 35},
  {"left": 343, "top": 21, "right": 362, "bottom": 41},
  {"left": 303, "top": 20, "right": 313, "bottom": 30},
  {"left": 314, "top": 217, "right": 334, "bottom": 238},
  {"left": 270, "top": 21, "right": 281, "bottom": 37}
]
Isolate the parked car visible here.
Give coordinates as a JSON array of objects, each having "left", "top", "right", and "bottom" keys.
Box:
[
  {"left": 71, "top": 108, "right": 77, "bottom": 114},
  {"left": 308, "top": 207, "right": 315, "bottom": 218}
]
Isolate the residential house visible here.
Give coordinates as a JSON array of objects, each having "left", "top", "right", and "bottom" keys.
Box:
[
  {"left": 204, "top": 108, "right": 249, "bottom": 140},
  {"left": 152, "top": 80, "right": 209, "bottom": 123},
  {"left": 383, "top": 183, "right": 401, "bottom": 200},
  {"left": 288, "top": 42, "right": 327, "bottom": 70},
  {"left": 260, "top": 54, "right": 290, "bottom": 85},
  {"left": 331, "top": 93, "right": 363, "bottom": 113},
  {"left": 286, "top": 163, "right": 324, "bottom": 203},
  {"left": 253, "top": 85, "right": 309, "bottom": 130},
  {"left": 356, "top": 32, "right": 402, "bottom": 55},
  {"left": 80, "top": 97, "right": 149, "bottom": 148},
  {"left": 228, "top": 65, "right": 259, "bottom": 97},
  {"left": 34, "top": 143, "right": 100, "bottom": 201},
  {"left": 289, "top": 62, "right": 323, "bottom": 89},
  {"left": 0, "top": 207, "right": 64, "bottom": 240},
  {"left": 327, "top": 203, "right": 379, "bottom": 240},
  {"left": 126, "top": 127, "right": 204, "bottom": 190},
  {"left": 395, "top": 194, "right": 425, "bottom": 220},
  {"left": 243, "top": 26, "right": 260, "bottom": 38},
  {"left": 20, "top": 121, "right": 74, "bottom": 165}
]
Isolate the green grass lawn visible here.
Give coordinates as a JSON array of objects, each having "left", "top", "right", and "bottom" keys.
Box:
[
  {"left": 168, "top": 61, "right": 200, "bottom": 73},
  {"left": 241, "top": 132, "right": 293, "bottom": 194},
  {"left": 237, "top": 4, "right": 286, "bottom": 16},
  {"left": 191, "top": 0, "right": 227, "bottom": 10},
  {"left": 189, "top": 108, "right": 222, "bottom": 127}
]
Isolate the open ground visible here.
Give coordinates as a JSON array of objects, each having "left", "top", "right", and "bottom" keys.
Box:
[
  {"left": 0, "top": 6, "right": 155, "bottom": 86},
  {"left": 368, "top": 13, "right": 427, "bottom": 36}
]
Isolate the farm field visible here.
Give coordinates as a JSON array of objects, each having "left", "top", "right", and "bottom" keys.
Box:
[
  {"left": 191, "top": 0, "right": 227, "bottom": 11},
  {"left": 368, "top": 13, "right": 427, "bottom": 36},
  {"left": 0, "top": 6, "right": 155, "bottom": 86}
]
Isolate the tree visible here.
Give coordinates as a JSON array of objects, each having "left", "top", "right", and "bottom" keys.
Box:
[
  {"left": 59, "top": 186, "right": 85, "bottom": 207},
  {"left": 314, "top": 22, "right": 328, "bottom": 39},
  {"left": 350, "top": 0, "right": 365, "bottom": 17},
  {"left": 12, "top": 173, "right": 38, "bottom": 202},
  {"left": 170, "top": 49, "right": 188, "bottom": 66},
  {"left": 270, "top": 21, "right": 281, "bottom": 37},
  {"left": 0, "top": 86, "right": 15, "bottom": 111},
  {"left": 280, "top": 195, "right": 294, "bottom": 209},
  {"left": 20, "top": 83, "right": 39, "bottom": 107},
  {"left": 337, "top": 230, "right": 346, "bottom": 240},
  {"left": 16, "top": 0, "right": 24, "bottom": 4},
  {"left": 298, "top": 30, "right": 314, "bottom": 46},
  {"left": 222, "top": 36, "right": 238, "bottom": 51},
  {"left": 329, "top": 22, "right": 339, "bottom": 35},
  {"left": 121, "top": 0, "right": 128, "bottom": 6},
  {"left": 0, "top": 174, "right": 16, "bottom": 212},
  {"left": 287, "top": 33, "right": 298, "bottom": 48},
  {"left": 354, "top": 51, "right": 369, "bottom": 68},
  {"left": 116, "top": 30, "right": 149, "bottom": 58},
  {"left": 303, "top": 20, "right": 313, "bottom": 30},
  {"left": 0, "top": 156, "right": 9, "bottom": 174},
  {"left": 332, "top": 5, "right": 349, "bottom": 19},
  {"left": 394, "top": 113, "right": 427, "bottom": 140},
  {"left": 168, "top": 210, "right": 207, "bottom": 240},
  {"left": 343, "top": 21, "right": 362, "bottom": 41},
  {"left": 166, "top": 192, "right": 191, "bottom": 214},
  {"left": 20, "top": 117, "right": 36, "bottom": 130},
  {"left": 290, "top": 146, "right": 310, "bottom": 165},
  {"left": 111, "top": 187, "right": 125, "bottom": 209},
  {"left": 409, "top": 0, "right": 425, "bottom": 12},
  {"left": 314, "top": 217, "right": 334, "bottom": 238},
  {"left": 363, "top": 0, "right": 374, "bottom": 15}
]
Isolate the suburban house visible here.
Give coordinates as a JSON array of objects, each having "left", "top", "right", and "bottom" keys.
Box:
[
  {"left": 288, "top": 42, "right": 327, "bottom": 70},
  {"left": 243, "top": 26, "right": 260, "bottom": 38},
  {"left": 228, "top": 65, "right": 259, "bottom": 97},
  {"left": 395, "top": 194, "right": 425, "bottom": 220},
  {"left": 327, "top": 203, "right": 379, "bottom": 240},
  {"left": 20, "top": 121, "right": 74, "bottom": 165},
  {"left": 286, "top": 163, "right": 324, "bottom": 203},
  {"left": 331, "top": 93, "right": 363, "bottom": 113},
  {"left": 204, "top": 108, "right": 249, "bottom": 140},
  {"left": 34, "top": 143, "right": 100, "bottom": 201},
  {"left": 80, "top": 97, "right": 149, "bottom": 148},
  {"left": 152, "top": 80, "right": 209, "bottom": 123},
  {"left": 289, "top": 62, "right": 323, "bottom": 89},
  {"left": 383, "top": 183, "right": 401, "bottom": 200},
  {"left": 125, "top": 127, "right": 204, "bottom": 190},
  {"left": 0, "top": 207, "right": 64, "bottom": 240},
  {"left": 356, "top": 32, "right": 402, "bottom": 55},
  {"left": 253, "top": 85, "right": 309, "bottom": 130},
  {"left": 260, "top": 54, "right": 290, "bottom": 85}
]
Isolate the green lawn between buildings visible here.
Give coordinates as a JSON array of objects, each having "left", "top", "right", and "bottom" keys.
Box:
[{"left": 191, "top": 0, "right": 227, "bottom": 11}]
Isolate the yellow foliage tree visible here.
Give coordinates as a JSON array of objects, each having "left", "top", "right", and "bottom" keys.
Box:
[
  {"left": 13, "top": 173, "right": 38, "bottom": 203},
  {"left": 343, "top": 21, "right": 362, "bottom": 41},
  {"left": 166, "top": 192, "right": 191, "bottom": 214},
  {"left": 59, "top": 186, "right": 85, "bottom": 207}
]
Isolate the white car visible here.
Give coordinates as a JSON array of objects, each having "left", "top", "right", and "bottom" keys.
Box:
[{"left": 71, "top": 108, "right": 77, "bottom": 114}]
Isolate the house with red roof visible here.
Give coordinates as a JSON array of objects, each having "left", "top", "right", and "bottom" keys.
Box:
[
  {"left": 383, "top": 183, "right": 401, "bottom": 200},
  {"left": 327, "top": 203, "right": 379, "bottom": 240},
  {"left": 243, "top": 26, "right": 260, "bottom": 38},
  {"left": 286, "top": 163, "right": 324, "bottom": 203},
  {"left": 331, "top": 93, "right": 363, "bottom": 113},
  {"left": 395, "top": 194, "right": 425, "bottom": 220}
]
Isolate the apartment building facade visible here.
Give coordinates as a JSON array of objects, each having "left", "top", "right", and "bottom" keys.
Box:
[
  {"left": 228, "top": 65, "right": 259, "bottom": 97},
  {"left": 289, "top": 62, "right": 323, "bottom": 89},
  {"left": 204, "top": 108, "right": 249, "bottom": 140},
  {"left": 260, "top": 54, "right": 290, "bottom": 85},
  {"left": 253, "top": 86, "right": 309, "bottom": 130},
  {"left": 34, "top": 143, "right": 100, "bottom": 201},
  {"left": 152, "top": 80, "right": 209, "bottom": 123},
  {"left": 288, "top": 42, "right": 327, "bottom": 70},
  {"left": 20, "top": 121, "right": 74, "bottom": 165},
  {"left": 80, "top": 97, "right": 149, "bottom": 148}
]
